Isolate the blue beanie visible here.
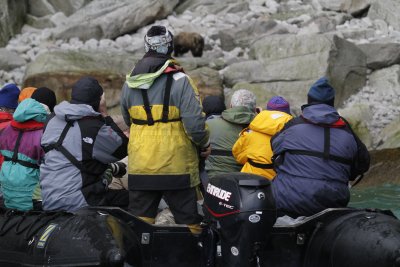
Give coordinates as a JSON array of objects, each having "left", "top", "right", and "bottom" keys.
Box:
[
  {"left": 307, "top": 77, "right": 335, "bottom": 105},
  {"left": 0, "top": 84, "right": 20, "bottom": 109}
]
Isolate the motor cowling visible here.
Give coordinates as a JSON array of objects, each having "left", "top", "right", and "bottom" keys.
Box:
[{"left": 203, "top": 173, "right": 276, "bottom": 267}]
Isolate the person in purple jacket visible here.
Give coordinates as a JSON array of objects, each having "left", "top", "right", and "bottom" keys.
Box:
[
  {"left": 0, "top": 88, "right": 56, "bottom": 211},
  {"left": 271, "top": 77, "right": 370, "bottom": 217}
]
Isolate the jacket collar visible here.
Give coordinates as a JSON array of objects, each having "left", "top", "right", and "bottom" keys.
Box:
[{"left": 10, "top": 119, "right": 44, "bottom": 131}]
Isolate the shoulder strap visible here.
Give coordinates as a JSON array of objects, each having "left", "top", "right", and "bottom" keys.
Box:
[
  {"left": 210, "top": 149, "right": 233, "bottom": 157},
  {"left": 43, "top": 121, "right": 85, "bottom": 172},
  {"left": 273, "top": 117, "right": 353, "bottom": 166},
  {"left": 3, "top": 130, "right": 39, "bottom": 169},
  {"left": 141, "top": 89, "right": 154, "bottom": 126},
  {"left": 161, "top": 74, "right": 173, "bottom": 123},
  {"left": 248, "top": 159, "right": 274, "bottom": 169},
  {"left": 133, "top": 74, "right": 181, "bottom": 126}
]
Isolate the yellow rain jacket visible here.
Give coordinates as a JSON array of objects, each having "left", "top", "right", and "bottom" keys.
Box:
[
  {"left": 121, "top": 58, "right": 209, "bottom": 190},
  {"left": 232, "top": 110, "right": 292, "bottom": 180}
]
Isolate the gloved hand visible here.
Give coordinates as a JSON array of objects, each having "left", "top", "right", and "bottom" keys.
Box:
[
  {"left": 101, "top": 167, "right": 113, "bottom": 188},
  {"left": 110, "top": 161, "right": 127, "bottom": 178}
]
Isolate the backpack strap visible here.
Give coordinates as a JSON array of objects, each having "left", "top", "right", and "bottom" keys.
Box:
[
  {"left": 3, "top": 130, "right": 39, "bottom": 169},
  {"left": 43, "top": 121, "right": 85, "bottom": 172},
  {"left": 132, "top": 74, "right": 181, "bottom": 126},
  {"left": 248, "top": 159, "right": 274, "bottom": 169},
  {"left": 210, "top": 149, "right": 233, "bottom": 157},
  {"left": 272, "top": 116, "right": 353, "bottom": 167},
  {"left": 161, "top": 74, "right": 173, "bottom": 123},
  {"left": 140, "top": 89, "right": 154, "bottom": 126}
]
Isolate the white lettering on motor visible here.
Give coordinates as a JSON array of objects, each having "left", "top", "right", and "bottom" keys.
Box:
[{"left": 207, "top": 184, "right": 232, "bottom": 201}]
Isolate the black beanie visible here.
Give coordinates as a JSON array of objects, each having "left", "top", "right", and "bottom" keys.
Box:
[
  {"left": 70, "top": 76, "right": 103, "bottom": 111},
  {"left": 147, "top": 25, "right": 167, "bottom": 37},
  {"left": 202, "top": 95, "right": 226, "bottom": 118},
  {"left": 31, "top": 87, "right": 57, "bottom": 112}
]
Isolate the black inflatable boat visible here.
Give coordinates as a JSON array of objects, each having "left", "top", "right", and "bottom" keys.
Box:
[{"left": 0, "top": 173, "right": 399, "bottom": 267}]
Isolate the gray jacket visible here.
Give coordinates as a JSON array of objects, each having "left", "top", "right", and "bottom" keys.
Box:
[{"left": 40, "top": 101, "right": 128, "bottom": 212}]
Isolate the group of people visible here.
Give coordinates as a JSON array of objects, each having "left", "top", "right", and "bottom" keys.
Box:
[
  {"left": 0, "top": 78, "right": 129, "bottom": 212},
  {"left": 0, "top": 25, "right": 370, "bottom": 233}
]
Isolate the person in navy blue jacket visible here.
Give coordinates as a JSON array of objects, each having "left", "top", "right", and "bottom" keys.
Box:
[{"left": 271, "top": 77, "right": 370, "bottom": 217}]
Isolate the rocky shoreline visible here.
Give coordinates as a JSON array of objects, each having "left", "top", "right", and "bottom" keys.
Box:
[{"left": 1, "top": 0, "right": 400, "bottom": 151}]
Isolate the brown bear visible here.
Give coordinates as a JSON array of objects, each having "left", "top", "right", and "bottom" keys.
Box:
[{"left": 173, "top": 32, "right": 204, "bottom": 57}]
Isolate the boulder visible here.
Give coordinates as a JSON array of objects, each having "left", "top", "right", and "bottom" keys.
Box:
[
  {"left": 338, "top": 103, "right": 373, "bottom": 149},
  {"left": 0, "top": 0, "right": 28, "bottom": 47},
  {"left": 246, "top": 33, "right": 367, "bottom": 108},
  {"left": 358, "top": 148, "right": 400, "bottom": 187},
  {"left": 175, "top": 0, "right": 247, "bottom": 15},
  {"left": 230, "top": 81, "right": 311, "bottom": 116},
  {"left": 27, "top": 0, "right": 55, "bottom": 17},
  {"left": 27, "top": 0, "right": 90, "bottom": 17},
  {"left": 318, "top": 0, "right": 371, "bottom": 15},
  {"left": 377, "top": 117, "right": 400, "bottom": 150},
  {"left": 365, "top": 65, "right": 400, "bottom": 147},
  {"left": 23, "top": 50, "right": 141, "bottom": 108},
  {"left": 358, "top": 43, "right": 400, "bottom": 70},
  {"left": 0, "top": 48, "right": 26, "bottom": 71},
  {"left": 53, "top": 0, "right": 179, "bottom": 41},
  {"left": 231, "top": 19, "right": 290, "bottom": 49},
  {"left": 47, "top": 0, "right": 91, "bottom": 16},
  {"left": 186, "top": 67, "right": 224, "bottom": 99},
  {"left": 368, "top": 0, "right": 400, "bottom": 31}
]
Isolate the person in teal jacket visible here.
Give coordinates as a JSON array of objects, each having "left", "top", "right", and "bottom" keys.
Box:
[{"left": 0, "top": 88, "right": 56, "bottom": 211}]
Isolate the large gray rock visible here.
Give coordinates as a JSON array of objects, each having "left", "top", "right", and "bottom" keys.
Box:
[
  {"left": 186, "top": 67, "right": 224, "bottom": 98},
  {"left": 338, "top": 104, "right": 373, "bottom": 149},
  {"left": 0, "top": 48, "right": 26, "bottom": 71},
  {"left": 358, "top": 43, "right": 400, "bottom": 70},
  {"left": 368, "top": 0, "right": 400, "bottom": 31},
  {"left": 377, "top": 117, "right": 400, "bottom": 150},
  {"left": 231, "top": 19, "right": 289, "bottom": 49},
  {"left": 23, "top": 50, "right": 141, "bottom": 108},
  {"left": 244, "top": 33, "right": 367, "bottom": 108},
  {"left": 357, "top": 148, "right": 400, "bottom": 187},
  {"left": 231, "top": 81, "right": 312, "bottom": 115},
  {"left": 27, "top": 0, "right": 90, "bottom": 17},
  {"left": 366, "top": 65, "right": 400, "bottom": 148},
  {"left": 27, "top": 0, "right": 55, "bottom": 17},
  {"left": 318, "top": 0, "right": 371, "bottom": 15},
  {"left": 53, "top": 0, "right": 179, "bottom": 41},
  {"left": 47, "top": 0, "right": 91, "bottom": 16},
  {"left": 175, "top": 0, "right": 247, "bottom": 15},
  {"left": 0, "top": 0, "right": 28, "bottom": 47}
]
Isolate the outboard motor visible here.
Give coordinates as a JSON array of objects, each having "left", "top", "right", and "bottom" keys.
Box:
[{"left": 203, "top": 173, "right": 276, "bottom": 267}]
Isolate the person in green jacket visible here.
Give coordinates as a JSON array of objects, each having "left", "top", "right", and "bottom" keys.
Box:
[{"left": 205, "top": 89, "right": 257, "bottom": 178}]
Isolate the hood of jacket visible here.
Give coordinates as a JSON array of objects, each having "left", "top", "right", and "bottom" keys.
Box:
[
  {"left": 0, "top": 111, "right": 12, "bottom": 123},
  {"left": 301, "top": 103, "right": 340, "bottom": 125},
  {"left": 126, "top": 53, "right": 181, "bottom": 90},
  {"left": 250, "top": 110, "right": 293, "bottom": 135},
  {"left": 54, "top": 101, "right": 101, "bottom": 121},
  {"left": 13, "top": 98, "right": 48, "bottom": 123},
  {"left": 221, "top": 106, "right": 255, "bottom": 125}
]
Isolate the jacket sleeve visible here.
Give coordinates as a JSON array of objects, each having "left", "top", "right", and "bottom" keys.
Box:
[
  {"left": 178, "top": 75, "right": 210, "bottom": 148},
  {"left": 232, "top": 129, "right": 249, "bottom": 164},
  {"left": 92, "top": 116, "right": 129, "bottom": 164},
  {"left": 350, "top": 133, "right": 370, "bottom": 180},
  {"left": 120, "top": 83, "right": 132, "bottom": 127}
]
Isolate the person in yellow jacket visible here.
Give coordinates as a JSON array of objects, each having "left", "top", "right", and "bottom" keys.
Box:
[
  {"left": 233, "top": 96, "right": 292, "bottom": 180},
  {"left": 120, "top": 26, "right": 210, "bottom": 234}
]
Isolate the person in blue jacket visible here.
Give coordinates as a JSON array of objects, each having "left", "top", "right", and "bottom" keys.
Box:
[{"left": 271, "top": 77, "right": 370, "bottom": 217}]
